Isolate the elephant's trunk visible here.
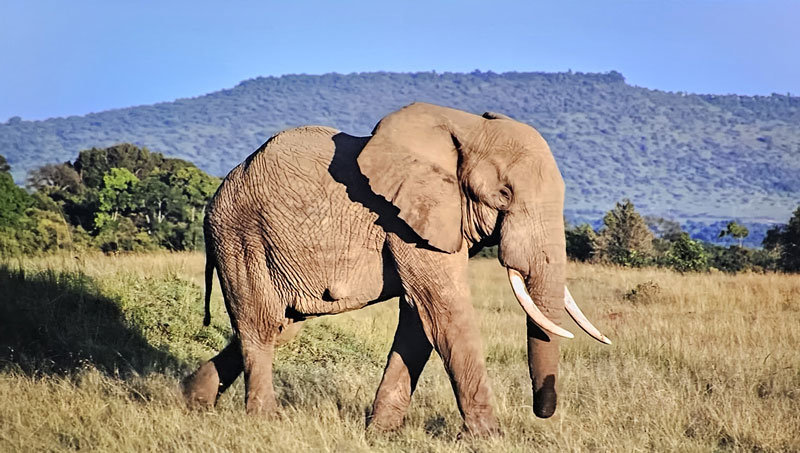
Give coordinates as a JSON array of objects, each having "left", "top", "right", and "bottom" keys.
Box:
[
  {"left": 500, "top": 206, "right": 567, "bottom": 419},
  {"left": 498, "top": 197, "right": 570, "bottom": 418},
  {"left": 523, "top": 238, "right": 566, "bottom": 418}
]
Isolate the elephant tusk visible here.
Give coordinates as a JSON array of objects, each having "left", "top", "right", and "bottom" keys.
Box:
[
  {"left": 507, "top": 268, "right": 574, "bottom": 340},
  {"left": 564, "top": 287, "right": 612, "bottom": 345}
]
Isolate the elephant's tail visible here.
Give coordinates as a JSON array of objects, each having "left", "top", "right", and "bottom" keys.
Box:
[{"left": 203, "top": 240, "right": 214, "bottom": 327}]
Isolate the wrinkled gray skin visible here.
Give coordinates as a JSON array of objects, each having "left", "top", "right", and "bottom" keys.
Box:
[{"left": 183, "top": 103, "right": 567, "bottom": 435}]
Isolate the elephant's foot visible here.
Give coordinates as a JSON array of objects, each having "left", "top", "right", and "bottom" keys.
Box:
[
  {"left": 366, "top": 406, "right": 406, "bottom": 433},
  {"left": 461, "top": 412, "right": 502, "bottom": 438},
  {"left": 182, "top": 361, "right": 222, "bottom": 409},
  {"left": 245, "top": 394, "right": 279, "bottom": 416},
  {"left": 182, "top": 340, "right": 244, "bottom": 409}
]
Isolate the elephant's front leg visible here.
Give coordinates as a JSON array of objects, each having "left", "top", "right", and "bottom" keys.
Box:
[
  {"left": 416, "top": 289, "right": 500, "bottom": 435},
  {"left": 368, "top": 297, "right": 433, "bottom": 431},
  {"left": 389, "top": 237, "right": 500, "bottom": 435}
]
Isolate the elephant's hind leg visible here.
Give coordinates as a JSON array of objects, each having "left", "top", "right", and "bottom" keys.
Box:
[
  {"left": 225, "top": 254, "right": 284, "bottom": 416},
  {"left": 240, "top": 331, "right": 280, "bottom": 415},
  {"left": 204, "top": 241, "right": 285, "bottom": 416},
  {"left": 183, "top": 339, "right": 244, "bottom": 408},
  {"left": 367, "top": 297, "right": 432, "bottom": 432}
]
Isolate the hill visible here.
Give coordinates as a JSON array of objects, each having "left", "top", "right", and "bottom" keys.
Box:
[{"left": 2, "top": 71, "right": 799, "bottom": 245}]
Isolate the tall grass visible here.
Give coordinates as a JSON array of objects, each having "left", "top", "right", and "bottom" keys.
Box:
[{"left": 1, "top": 252, "right": 798, "bottom": 451}]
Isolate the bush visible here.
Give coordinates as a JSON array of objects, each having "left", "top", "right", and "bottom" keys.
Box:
[
  {"left": 764, "top": 207, "right": 800, "bottom": 272},
  {"left": 662, "top": 233, "right": 708, "bottom": 272},
  {"left": 623, "top": 280, "right": 662, "bottom": 304},
  {"left": 0, "top": 146, "right": 220, "bottom": 256},
  {"left": 705, "top": 244, "right": 751, "bottom": 273},
  {"left": 595, "top": 199, "right": 654, "bottom": 267},
  {"left": 566, "top": 223, "right": 596, "bottom": 261}
]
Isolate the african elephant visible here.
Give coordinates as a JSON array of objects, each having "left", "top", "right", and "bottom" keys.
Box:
[{"left": 182, "top": 102, "right": 610, "bottom": 435}]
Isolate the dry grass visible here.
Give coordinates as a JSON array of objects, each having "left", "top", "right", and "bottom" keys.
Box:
[{"left": 1, "top": 252, "right": 798, "bottom": 452}]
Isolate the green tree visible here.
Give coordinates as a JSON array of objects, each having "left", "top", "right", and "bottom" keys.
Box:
[
  {"left": 3, "top": 145, "right": 221, "bottom": 255},
  {"left": 94, "top": 168, "right": 140, "bottom": 230},
  {"left": 169, "top": 166, "right": 219, "bottom": 250},
  {"left": 770, "top": 207, "right": 800, "bottom": 272},
  {"left": 706, "top": 243, "right": 751, "bottom": 273},
  {"left": 0, "top": 165, "right": 34, "bottom": 255},
  {"left": 566, "top": 223, "right": 596, "bottom": 262},
  {"left": 73, "top": 144, "right": 166, "bottom": 188},
  {"left": 27, "top": 208, "right": 73, "bottom": 252},
  {"left": 762, "top": 224, "right": 784, "bottom": 251},
  {"left": 170, "top": 166, "right": 219, "bottom": 223},
  {"left": 718, "top": 221, "right": 749, "bottom": 247},
  {"left": 595, "top": 199, "right": 654, "bottom": 266},
  {"left": 0, "top": 172, "right": 33, "bottom": 228},
  {"left": 663, "top": 232, "right": 708, "bottom": 272},
  {"left": 93, "top": 216, "right": 155, "bottom": 253},
  {"left": 137, "top": 173, "right": 179, "bottom": 226},
  {"left": 0, "top": 154, "right": 10, "bottom": 173}
]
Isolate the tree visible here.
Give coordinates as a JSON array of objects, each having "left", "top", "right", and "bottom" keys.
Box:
[
  {"left": 27, "top": 208, "right": 73, "bottom": 252},
  {"left": 706, "top": 243, "right": 751, "bottom": 273},
  {"left": 73, "top": 144, "right": 166, "bottom": 188},
  {"left": 0, "top": 172, "right": 33, "bottom": 228},
  {"left": 94, "top": 168, "right": 140, "bottom": 230},
  {"left": 26, "top": 163, "right": 82, "bottom": 195},
  {"left": 762, "top": 224, "right": 784, "bottom": 251},
  {"left": 169, "top": 166, "right": 220, "bottom": 250},
  {"left": 566, "top": 223, "right": 596, "bottom": 262},
  {"left": 93, "top": 216, "right": 155, "bottom": 253},
  {"left": 767, "top": 207, "right": 800, "bottom": 272},
  {"left": 595, "top": 199, "right": 654, "bottom": 266},
  {"left": 137, "top": 173, "right": 179, "bottom": 227},
  {"left": 718, "top": 221, "right": 749, "bottom": 247},
  {"left": 0, "top": 154, "right": 10, "bottom": 173},
  {"left": 2, "top": 144, "right": 221, "bottom": 255},
  {"left": 170, "top": 166, "right": 220, "bottom": 223},
  {"left": 663, "top": 232, "right": 708, "bottom": 272}
]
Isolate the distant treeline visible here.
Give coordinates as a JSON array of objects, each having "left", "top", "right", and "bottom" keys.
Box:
[
  {"left": 0, "top": 145, "right": 219, "bottom": 254},
  {"left": 2, "top": 144, "right": 799, "bottom": 273},
  {"left": 2, "top": 71, "right": 798, "bottom": 237},
  {"left": 476, "top": 199, "right": 800, "bottom": 274}
]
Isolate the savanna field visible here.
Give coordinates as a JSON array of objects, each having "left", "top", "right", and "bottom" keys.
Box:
[{"left": 0, "top": 253, "right": 798, "bottom": 452}]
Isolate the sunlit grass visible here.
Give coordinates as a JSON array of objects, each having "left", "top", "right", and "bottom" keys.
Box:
[{"left": 1, "top": 253, "right": 798, "bottom": 451}]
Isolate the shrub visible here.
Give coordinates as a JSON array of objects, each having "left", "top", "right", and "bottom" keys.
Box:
[
  {"left": 595, "top": 199, "right": 654, "bottom": 266},
  {"left": 662, "top": 233, "right": 708, "bottom": 272},
  {"left": 623, "top": 280, "right": 662, "bottom": 304},
  {"left": 566, "top": 223, "right": 596, "bottom": 261},
  {"left": 764, "top": 207, "right": 800, "bottom": 272}
]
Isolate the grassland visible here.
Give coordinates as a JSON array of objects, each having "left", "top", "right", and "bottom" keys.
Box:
[{"left": 1, "top": 252, "right": 798, "bottom": 452}]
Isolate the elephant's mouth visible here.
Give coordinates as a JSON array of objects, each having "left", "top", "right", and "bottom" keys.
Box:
[{"left": 506, "top": 268, "right": 611, "bottom": 344}]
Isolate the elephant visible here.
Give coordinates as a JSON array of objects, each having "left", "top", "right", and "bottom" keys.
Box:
[{"left": 182, "top": 102, "right": 610, "bottom": 435}]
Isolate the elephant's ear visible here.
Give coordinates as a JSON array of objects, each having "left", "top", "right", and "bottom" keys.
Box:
[{"left": 358, "top": 103, "right": 468, "bottom": 253}]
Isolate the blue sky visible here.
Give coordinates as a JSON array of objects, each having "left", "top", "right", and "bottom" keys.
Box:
[{"left": 1, "top": 0, "right": 798, "bottom": 121}]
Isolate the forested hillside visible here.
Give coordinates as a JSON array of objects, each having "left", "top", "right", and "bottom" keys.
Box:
[{"left": 2, "top": 71, "right": 799, "bottom": 246}]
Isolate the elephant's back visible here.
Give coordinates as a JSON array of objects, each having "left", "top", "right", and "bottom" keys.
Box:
[
  {"left": 207, "top": 125, "right": 391, "bottom": 311},
  {"left": 240, "top": 125, "right": 344, "bottom": 182},
  {"left": 209, "top": 125, "right": 347, "bottom": 218}
]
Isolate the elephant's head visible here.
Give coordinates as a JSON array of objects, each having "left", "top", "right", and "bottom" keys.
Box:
[{"left": 358, "top": 103, "right": 609, "bottom": 418}]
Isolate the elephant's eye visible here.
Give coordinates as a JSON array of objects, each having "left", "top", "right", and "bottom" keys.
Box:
[{"left": 498, "top": 185, "right": 513, "bottom": 209}]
